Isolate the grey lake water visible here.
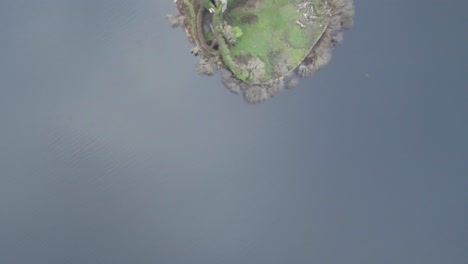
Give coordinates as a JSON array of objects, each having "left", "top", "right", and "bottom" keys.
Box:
[{"left": 1, "top": 0, "right": 467, "bottom": 263}]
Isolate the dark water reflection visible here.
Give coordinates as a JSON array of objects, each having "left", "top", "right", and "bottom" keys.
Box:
[{"left": 1, "top": 0, "right": 467, "bottom": 263}]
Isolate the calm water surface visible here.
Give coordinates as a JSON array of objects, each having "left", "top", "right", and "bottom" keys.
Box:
[{"left": 1, "top": 0, "right": 467, "bottom": 263}]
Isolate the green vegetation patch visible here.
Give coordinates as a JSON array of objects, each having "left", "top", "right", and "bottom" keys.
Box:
[{"left": 221, "top": 0, "right": 328, "bottom": 84}]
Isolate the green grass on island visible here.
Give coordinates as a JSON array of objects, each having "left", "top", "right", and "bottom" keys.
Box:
[
  {"left": 173, "top": 0, "right": 354, "bottom": 103},
  {"left": 221, "top": 0, "right": 328, "bottom": 84}
]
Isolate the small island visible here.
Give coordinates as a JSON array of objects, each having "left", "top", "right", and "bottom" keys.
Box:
[{"left": 168, "top": 0, "right": 354, "bottom": 103}]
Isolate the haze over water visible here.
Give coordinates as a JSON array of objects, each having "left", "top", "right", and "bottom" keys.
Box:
[{"left": 1, "top": 0, "right": 467, "bottom": 263}]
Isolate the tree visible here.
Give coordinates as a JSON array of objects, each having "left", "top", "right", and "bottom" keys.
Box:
[{"left": 197, "top": 59, "right": 214, "bottom": 76}]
